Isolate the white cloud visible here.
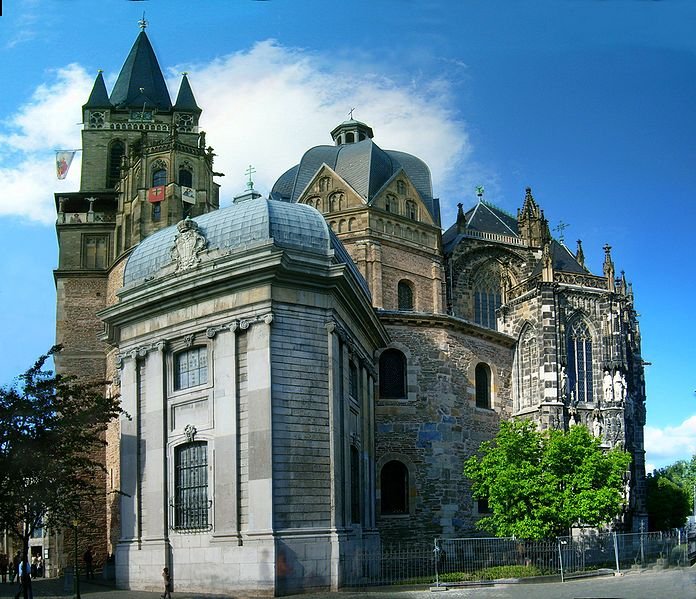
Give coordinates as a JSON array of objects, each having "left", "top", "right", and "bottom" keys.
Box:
[
  {"left": 644, "top": 414, "right": 696, "bottom": 470},
  {"left": 0, "top": 63, "right": 91, "bottom": 223},
  {"left": 0, "top": 41, "right": 474, "bottom": 226},
  {"left": 173, "top": 40, "right": 472, "bottom": 223}
]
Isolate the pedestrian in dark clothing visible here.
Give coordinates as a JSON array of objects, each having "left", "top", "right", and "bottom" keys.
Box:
[
  {"left": 0, "top": 553, "right": 8, "bottom": 583},
  {"left": 161, "top": 567, "right": 172, "bottom": 599},
  {"left": 83, "top": 547, "right": 94, "bottom": 580},
  {"left": 14, "top": 558, "right": 32, "bottom": 599}
]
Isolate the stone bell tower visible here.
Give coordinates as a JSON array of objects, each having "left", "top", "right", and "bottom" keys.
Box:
[{"left": 53, "top": 22, "right": 221, "bottom": 562}]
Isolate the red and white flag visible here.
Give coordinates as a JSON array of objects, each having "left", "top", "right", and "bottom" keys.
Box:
[
  {"left": 148, "top": 186, "right": 165, "bottom": 203},
  {"left": 56, "top": 151, "right": 75, "bottom": 180}
]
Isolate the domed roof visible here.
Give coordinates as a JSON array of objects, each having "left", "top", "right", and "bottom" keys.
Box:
[
  {"left": 124, "top": 199, "right": 335, "bottom": 285},
  {"left": 271, "top": 125, "right": 439, "bottom": 226}
]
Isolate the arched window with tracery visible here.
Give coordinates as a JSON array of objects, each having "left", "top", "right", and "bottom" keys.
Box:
[
  {"left": 475, "top": 362, "right": 491, "bottom": 408},
  {"left": 398, "top": 280, "right": 414, "bottom": 311},
  {"left": 379, "top": 348, "right": 406, "bottom": 399},
  {"left": 567, "top": 319, "right": 594, "bottom": 403},
  {"left": 152, "top": 160, "right": 167, "bottom": 187},
  {"left": 179, "top": 163, "right": 193, "bottom": 187},
  {"left": 318, "top": 176, "right": 331, "bottom": 192},
  {"left": 380, "top": 460, "right": 408, "bottom": 515},
  {"left": 472, "top": 262, "right": 503, "bottom": 330},
  {"left": 107, "top": 140, "right": 125, "bottom": 188},
  {"left": 515, "top": 325, "right": 535, "bottom": 410}
]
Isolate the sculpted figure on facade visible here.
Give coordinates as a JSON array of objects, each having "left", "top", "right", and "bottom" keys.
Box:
[
  {"left": 603, "top": 370, "right": 613, "bottom": 403},
  {"left": 613, "top": 371, "right": 625, "bottom": 406}
]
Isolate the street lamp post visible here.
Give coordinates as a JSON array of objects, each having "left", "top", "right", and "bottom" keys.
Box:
[{"left": 72, "top": 520, "right": 81, "bottom": 599}]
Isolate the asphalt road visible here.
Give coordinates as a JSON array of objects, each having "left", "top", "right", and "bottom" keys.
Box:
[{"left": 0, "top": 568, "right": 693, "bottom": 598}]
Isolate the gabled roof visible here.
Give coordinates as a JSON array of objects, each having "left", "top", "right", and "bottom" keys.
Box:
[
  {"left": 466, "top": 201, "right": 518, "bottom": 236},
  {"left": 110, "top": 31, "right": 172, "bottom": 111},
  {"left": 443, "top": 200, "right": 520, "bottom": 253},
  {"left": 173, "top": 74, "right": 201, "bottom": 113},
  {"left": 84, "top": 71, "right": 111, "bottom": 109},
  {"left": 531, "top": 240, "right": 589, "bottom": 276},
  {"left": 271, "top": 138, "right": 439, "bottom": 225}
]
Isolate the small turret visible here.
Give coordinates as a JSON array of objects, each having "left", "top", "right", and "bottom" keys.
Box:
[
  {"left": 330, "top": 117, "right": 374, "bottom": 146},
  {"left": 84, "top": 71, "right": 111, "bottom": 109},
  {"left": 456, "top": 203, "right": 466, "bottom": 232},
  {"left": 575, "top": 239, "right": 585, "bottom": 269},
  {"left": 603, "top": 244, "right": 615, "bottom": 292},
  {"left": 517, "top": 187, "right": 551, "bottom": 249}
]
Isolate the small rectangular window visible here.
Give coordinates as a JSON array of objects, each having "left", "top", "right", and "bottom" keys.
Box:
[
  {"left": 175, "top": 347, "right": 208, "bottom": 390},
  {"left": 83, "top": 235, "right": 108, "bottom": 269}
]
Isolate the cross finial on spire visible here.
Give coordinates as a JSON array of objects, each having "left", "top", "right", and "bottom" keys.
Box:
[
  {"left": 348, "top": 107, "right": 356, "bottom": 120},
  {"left": 555, "top": 221, "right": 569, "bottom": 243},
  {"left": 138, "top": 12, "right": 148, "bottom": 31},
  {"left": 245, "top": 164, "right": 256, "bottom": 190}
]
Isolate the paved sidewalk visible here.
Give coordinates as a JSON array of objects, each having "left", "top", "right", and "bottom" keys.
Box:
[{"left": 0, "top": 568, "right": 694, "bottom": 598}]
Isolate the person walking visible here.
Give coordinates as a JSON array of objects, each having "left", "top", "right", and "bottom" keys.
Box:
[
  {"left": 161, "top": 567, "right": 172, "bottom": 599},
  {"left": 14, "top": 556, "right": 32, "bottom": 599},
  {"left": 83, "top": 546, "right": 94, "bottom": 580},
  {"left": 0, "top": 553, "right": 8, "bottom": 583}
]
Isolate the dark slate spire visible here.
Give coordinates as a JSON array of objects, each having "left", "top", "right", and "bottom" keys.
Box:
[
  {"left": 84, "top": 71, "right": 111, "bottom": 109},
  {"left": 174, "top": 73, "right": 201, "bottom": 113},
  {"left": 110, "top": 31, "right": 172, "bottom": 110}
]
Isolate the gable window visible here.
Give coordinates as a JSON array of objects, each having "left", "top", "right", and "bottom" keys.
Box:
[
  {"left": 406, "top": 201, "right": 417, "bottom": 221},
  {"left": 385, "top": 194, "right": 397, "bottom": 214},
  {"left": 398, "top": 280, "right": 414, "bottom": 311},
  {"left": 174, "top": 347, "right": 208, "bottom": 391},
  {"left": 568, "top": 320, "right": 593, "bottom": 403},
  {"left": 475, "top": 362, "right": 491, "bottom": 409},
  {"left": 174, "top": 441, "right": 209, "bottom": 530},
  {"left": 379, "top": 349, "right": 406, "bottom": 399},
  {"left": 319, "top": 177, "right": 331, "bottom": 192},
  {"left": 396, "top": 180, "right": 406, "bottom": 195},
  {"left": 381, "top": 460, "right": 408, "bottom": 515}
]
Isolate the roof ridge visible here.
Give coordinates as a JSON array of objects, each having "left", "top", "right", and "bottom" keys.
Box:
[{"left": 479, "top": 201, "right": 518, "bottom": 236}]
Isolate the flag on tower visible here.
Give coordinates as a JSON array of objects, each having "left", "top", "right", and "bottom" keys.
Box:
[
  {"left": 56, "top": 151, "right": 75, "bottom": 180},
  {"left": 148, "top": 185, "right": 165, "bottom": 203},
  {"left": 181, "top": 186, "right": 196, "bottom": 204}
]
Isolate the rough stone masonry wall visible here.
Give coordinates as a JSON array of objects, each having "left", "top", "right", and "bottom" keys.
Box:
[{"left": 375, "top": 321, "right": 514, "bottom": 546}]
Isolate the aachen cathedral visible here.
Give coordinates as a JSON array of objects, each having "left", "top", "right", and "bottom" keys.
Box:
[{"left": 50, "top": 26, "right": 647, "bottom": 596}]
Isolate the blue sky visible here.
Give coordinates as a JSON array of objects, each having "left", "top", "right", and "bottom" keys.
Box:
[{"left": 0, "top": 0, "right": 694, "bottom": 470}]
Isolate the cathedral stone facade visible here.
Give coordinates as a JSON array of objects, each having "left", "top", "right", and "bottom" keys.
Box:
[{"left": 53, "top": 29, "right": 647, "bottom": 596}]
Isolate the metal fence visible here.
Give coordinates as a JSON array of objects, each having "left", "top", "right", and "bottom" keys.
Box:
[{"left": 340, "top": 530, "right": 687, "bottom": 588}]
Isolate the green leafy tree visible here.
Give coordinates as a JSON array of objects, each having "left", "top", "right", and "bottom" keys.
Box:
[
  {"left": 464, "top": 420, "right": 632, "bottom": 540},
  {"left": 0, "top": 347, "right": 124, "bottom": 576},
  {"left": 645, "top": 473, "right": 690, "bottom": 531},
  {"left": 651, "top": 456, "right": 696, "bottom": 519}
]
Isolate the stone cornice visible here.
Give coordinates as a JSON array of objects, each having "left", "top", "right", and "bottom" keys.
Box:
[{"left": 377, "top": 310, "right": 516, "bottom": 348}]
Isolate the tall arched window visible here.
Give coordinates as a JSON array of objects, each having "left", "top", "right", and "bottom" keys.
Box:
[
  {"left": 398, "top": 280, "right": 414, "bottom": 311},
  {"left": 475, "top": 362, "right": 491, "bottom": 408},
  {"left": 107, "top": 140, "right": 125, "bottom": 188},
  {"left": 179, "top": 166, "right": 193, "bottom": 187},
  {"left": 381, "top": 460, "right": 408, "bottom": 515},
  {"left": 568, "top": 319, "right": 594, "bottom": 403},
  {"left": 152, "top": 162, "right": 167, "bottom": 187},
  {"left": 472, "top": 262, "right": 503, "bottom": 330},
  {"left": 174, "top": 441, "right": 209, "bottom": 530},
  {"left": 379, "top": 349, "right": 406, "bottom": 399},
  {"left": 515, "top": 326, "right": 535, "bottom": 410}
]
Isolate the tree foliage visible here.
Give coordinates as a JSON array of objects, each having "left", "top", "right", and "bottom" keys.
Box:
[
  {"left": 463, "top": 420, "right": 632, "bottom": 540},
  {"left": 645, "top": 473, "right": 690, "bottom": 531},
  {"left": 0, "top": 347, "right": 124, "bottom": 558}
]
